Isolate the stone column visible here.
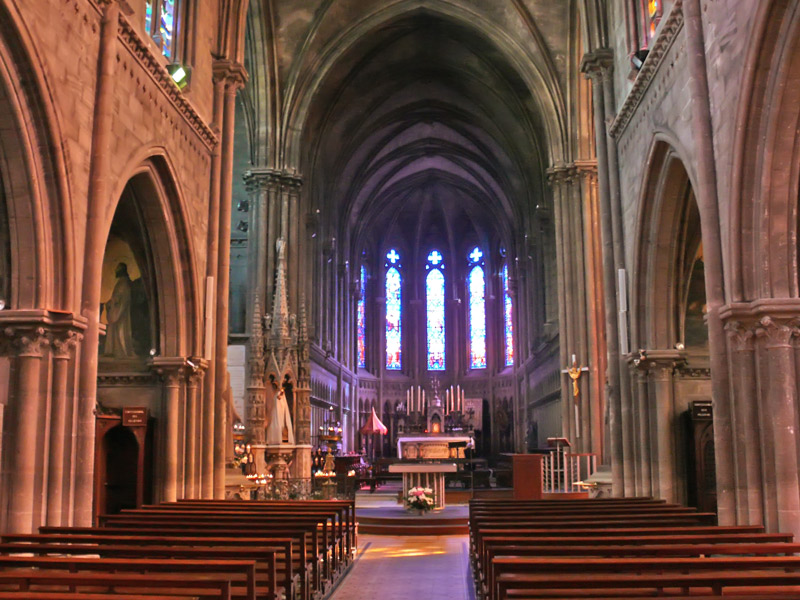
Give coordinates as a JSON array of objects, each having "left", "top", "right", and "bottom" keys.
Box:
[
  {"left": 724, "top": 320, "right": 762, "bottom": 524},
  {"left": 47, "top": 330, "right": 83, "bottom": 525},
  {"left": 184, "top": 366, "right": 204, "bottom": 499},
  {"left": 581, "top": 50, "right": 628, "bottom": 495},
  {"left": 645, "top": 352, "right": 683, "bottom": 503},
  {"left": 152, "top": 359, "right": 188, "bottom": 502},
  {"left": 201, "top": 69, "right": 226, "bottom": 500},
  {"left": 4, "top": 327, "right": 49, "bottom": 533},
  {"left": 75, "top": 0, "right": 119, "bottom": 526},
  {"left": 212, "top": 60, "right": 247, "bottom": 498},
  {"left": 755, "top": 317, "right": 800, "bottom": 536}
]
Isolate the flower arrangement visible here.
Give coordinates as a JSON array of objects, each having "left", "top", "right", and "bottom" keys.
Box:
[{"left": 406, "top": 486, "right": 435, "bottom": 512}]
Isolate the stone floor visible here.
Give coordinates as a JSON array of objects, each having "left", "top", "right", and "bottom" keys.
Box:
[{"left": 329, "top": 534, "right": 474, "bottom": 600}]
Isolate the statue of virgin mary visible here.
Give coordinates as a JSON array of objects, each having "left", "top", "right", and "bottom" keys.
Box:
[{"left": 266, "top": 388, "right": 295, "bottom": 445}]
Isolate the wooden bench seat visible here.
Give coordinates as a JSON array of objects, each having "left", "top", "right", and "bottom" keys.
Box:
[
  {"left": 495, "top": 570, "right": 800, "bottom": 599},
  {"left": 0, "top": 541, "right": 280, "bottom": 600},
  {"left": 491, "top": 556, "right": 800, "bottom": 600},
  {"left": 0, "top": 570, "right": 234, "bottom": 600}
]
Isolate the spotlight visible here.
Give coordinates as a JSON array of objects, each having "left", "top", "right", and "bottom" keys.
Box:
[
  {"left": 167, "top": 63, "right": 191, "bottom": 89},
  {"left": 187, "top": 359, "right": 198, "bottom": 372},
  {"left": 0, "top": 298, "right": 5, "bottom": 310},
  {"left": 631, "top": 49, "right": 649, "bottom": 71},
  {"left": 237, "top": 199, "right": 250, "bottom": 212},
  {"left": 236, "top": 220, "right": 249, "bottom": 233},
  {"left": 675, "top": 342, "right": 685, "bottom": 351},
  {"left": 149, "top": 348, "right": 157, "bottom": 357}
]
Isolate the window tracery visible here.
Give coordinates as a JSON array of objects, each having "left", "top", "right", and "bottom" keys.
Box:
[
  {"left": 385, "top": 249, "right": 402, "bottom": 370},
  {"left": 426, "top": 250, "right": 446, "bottom": 371},
  {"left": 468, "top": 247, "right": 487, "bottom": 369}
]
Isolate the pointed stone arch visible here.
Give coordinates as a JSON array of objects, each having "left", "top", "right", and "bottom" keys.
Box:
[{"left": 0, "top": 1, "right": 74, "bottom": 310}]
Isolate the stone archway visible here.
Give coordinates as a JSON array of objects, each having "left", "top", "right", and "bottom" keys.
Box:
[
  {"left": 627, "top": 141, "right": 711, "bottom": 506},
  {"left": 722, "top": 0, "right": 800, "bottom": 537},
  {"left": 95, "top": 158, "right": 203, "bottom": 508}
]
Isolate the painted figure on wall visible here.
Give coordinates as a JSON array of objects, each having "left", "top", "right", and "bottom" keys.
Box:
[{"left": 103, "top": 263, "right": 136, "bottom": 358}]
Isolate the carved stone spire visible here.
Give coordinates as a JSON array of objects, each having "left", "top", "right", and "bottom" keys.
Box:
[
  {"left": 249, "top": 293, "right": 264, "bottom": 360},
  {"left": 270, "top": 238, "right": 290, "bottom": 342}
]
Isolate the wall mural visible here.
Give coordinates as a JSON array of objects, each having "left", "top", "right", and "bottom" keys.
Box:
[{"left": 99, "top": 235, "right": 152, "bottom": 359}]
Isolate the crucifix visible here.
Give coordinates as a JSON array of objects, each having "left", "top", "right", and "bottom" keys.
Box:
[{"left": 561, "top": 354, "right": 589, "bottom": 438}]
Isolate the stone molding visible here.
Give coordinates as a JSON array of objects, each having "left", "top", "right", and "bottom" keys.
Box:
[
  {"left": 149, "top": 357, "right": 195, "bottom": 387},
  {"left": 116, "top": 13, "right": 218, "bottom": 151},
  {"left": 608, "top": 0, "right": 684, "bottom": 139},
  {"left": 51, "top": 330, "right": 84, "bottom": 359},
  {"left": 627, "top": 348, "right": 686, "bottom": 374},
  {"left": 97, "top": 372, "right": 159, "bottom": 386},
  {"left": 546, "top": 161, "right": 597, "bottom": 187},
  {"left": 0, "top": 310, "right": 87, "bottom": 358},
  {"left": 243, "top": 168, "right": 303, "bottom": 193}
]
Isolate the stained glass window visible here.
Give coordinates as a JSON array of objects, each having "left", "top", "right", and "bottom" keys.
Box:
[
  {"left": 468, "top": 248, "right": 486, "bottom": 369},
  {"left": 357, "top": 264, "right": 367, "bottom": 369},
  {"left": 385, "top": 250, "right": 402, "bottom": 370},
  {"left": 502, "top": 263, "right": 514, "bottom": 366},
  {"left": 426, "top": 250, "right": 446, "bottom": 371},
  {"left": 159, "top": 0, "right": 176, "bottom": 59},
  {"left": 145, "top": 0, "right": 154, "bottom": 33},
  {"left": 145, "top": 0, "right": 179, "bottom": 60}
]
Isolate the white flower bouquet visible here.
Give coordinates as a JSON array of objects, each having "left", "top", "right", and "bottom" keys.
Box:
[{"left": 406, "top": 486, "right": 435, "bottom": 512}]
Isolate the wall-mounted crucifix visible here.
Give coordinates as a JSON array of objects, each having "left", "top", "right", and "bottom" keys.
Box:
[{"left": 561, "top": 354, "right": 589, "bottom": 438}]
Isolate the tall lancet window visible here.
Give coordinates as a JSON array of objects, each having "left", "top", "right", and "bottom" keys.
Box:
[
  {"left": 468, "top": 247, "right": 487, "bottom": 369},
  {"left": 426, "top": 250, "right": 446, "bottom": 371},
  {"left": 502, "top": 263, "right": 514, "bottom": 366},
  {"left": 385, "top": 249, "right": 402, "bottom": 370},
  {"left": 145, "top": 0, "right": 179, "bottom": 59},
  {"left": 357, "top": 264, "right": 367, "bottom": 369}
]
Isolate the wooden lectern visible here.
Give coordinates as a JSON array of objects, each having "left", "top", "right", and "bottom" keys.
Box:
[{"left": 505, "top": 454, "right": 543, "bottom": 500}]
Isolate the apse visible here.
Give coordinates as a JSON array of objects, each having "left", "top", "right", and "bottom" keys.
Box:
[{"left": 299, "top": 10, "right": 557, "bottom": 449}]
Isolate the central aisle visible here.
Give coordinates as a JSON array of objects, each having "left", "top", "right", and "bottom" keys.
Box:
[{"left": 329, "top": 534, "right": 473, "bottom": 600}]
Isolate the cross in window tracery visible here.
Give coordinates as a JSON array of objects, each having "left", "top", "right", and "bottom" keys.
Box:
[
  {"left": 428, "top": 250, "right": 443, "bottom": 265},
  {"left": 386, "top": 249, "right": 400, "bottom": 264},
  {"left": 469, "top": 247, "right": 483, "bottom": 263}
]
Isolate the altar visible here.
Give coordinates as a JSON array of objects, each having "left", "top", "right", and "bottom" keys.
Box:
[
  {"left": 397, "top": 435, "right": 474, "bottom": 459},
  {"left": 388, "top": 462, "right": 457, "bottom": 509}
]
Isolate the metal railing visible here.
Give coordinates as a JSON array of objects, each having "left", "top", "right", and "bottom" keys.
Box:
[{"left": 542, "top": 450, "right": 597, "bottom": 493}]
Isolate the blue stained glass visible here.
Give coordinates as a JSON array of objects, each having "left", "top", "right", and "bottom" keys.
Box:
[
  {"left": 469, "top": 265, "right": 487, "bottom": 369},
  {"left": 385, "top": 263, "right": 402, "bottom": 370},
  {"left": 426, "top": 265, "right": 446, "bottom": 371},
  {"left": 358, "top": 265, "right": 367, "bottom": 369},
  {"left": 502, "top": 264, "right": 514, "bottom": 366},
  {"left": 159, "top": 0, "right": 176, "bottom": 59},
  {"left": 145, "top": 0, "right": 154, "bottom": 32}
]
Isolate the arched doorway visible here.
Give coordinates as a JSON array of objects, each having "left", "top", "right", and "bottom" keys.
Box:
[{"left": 102, "top": 425, "right": 140, "bottom": 515}]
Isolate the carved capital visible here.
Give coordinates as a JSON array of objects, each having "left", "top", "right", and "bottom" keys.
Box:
[
  {"left": 3, "top": 326, "right": 49, "bottom": 358},
  {"left": 243, "top": 168, "right": 303, "bottom": 194},
  {"left": 212, "top": 59, "right": 248, "bottom": 91},
  {"left": 51, "top": 329, "right": 84, "bottom": 359},
  {"left": 754, "top": 316, "right": 800, "bottom": 348},
  {"left": 580, "top": 48, "right": 614, "bottom": 80},
  {"left": 724, "top": 320, "right": 755, "bottom": 351}
]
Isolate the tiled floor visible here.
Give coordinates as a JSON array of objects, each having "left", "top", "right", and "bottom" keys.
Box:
[{"left": 329, "top": 534, "right": 473, "bottom": 600}]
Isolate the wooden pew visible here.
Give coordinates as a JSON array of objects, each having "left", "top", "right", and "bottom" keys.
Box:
[
  {"left": 0, "top": 571, "right": 234, "bottom": 600},
  {"left": 0, "top": 539, "right": 279, "bottom": 600},
  {"left": 496, "top": 570, "right": 800, "bottom": 599},
  {"left": 491, "top": 554, "right": 800, "bottom": 600},
  {"left": 0, "top": 556, "right": 257, "bottom": 600}
]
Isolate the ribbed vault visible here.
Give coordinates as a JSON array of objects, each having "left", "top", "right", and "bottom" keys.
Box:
[{"left": 299, "top": 12, "right": 554, "bottom": 258}]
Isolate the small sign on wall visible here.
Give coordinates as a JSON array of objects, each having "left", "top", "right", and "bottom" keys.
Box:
[
  {"left": 690, "top": 400, "right": 713, "bottom": 420},
  {"left": 122, "top": 407, "right": 148, "bottom": 427}
]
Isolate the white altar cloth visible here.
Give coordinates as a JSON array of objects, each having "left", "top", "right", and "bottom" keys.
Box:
[
  {"left": 396, "top": 436, "right": 474, "bottom": 459},
  {"left": 389, "top": 463, "right": 457, "bottom": 509}
]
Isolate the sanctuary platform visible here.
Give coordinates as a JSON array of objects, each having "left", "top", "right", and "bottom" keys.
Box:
[{"left": 356, "top": 505, "right": 469, "bottom": 536}]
